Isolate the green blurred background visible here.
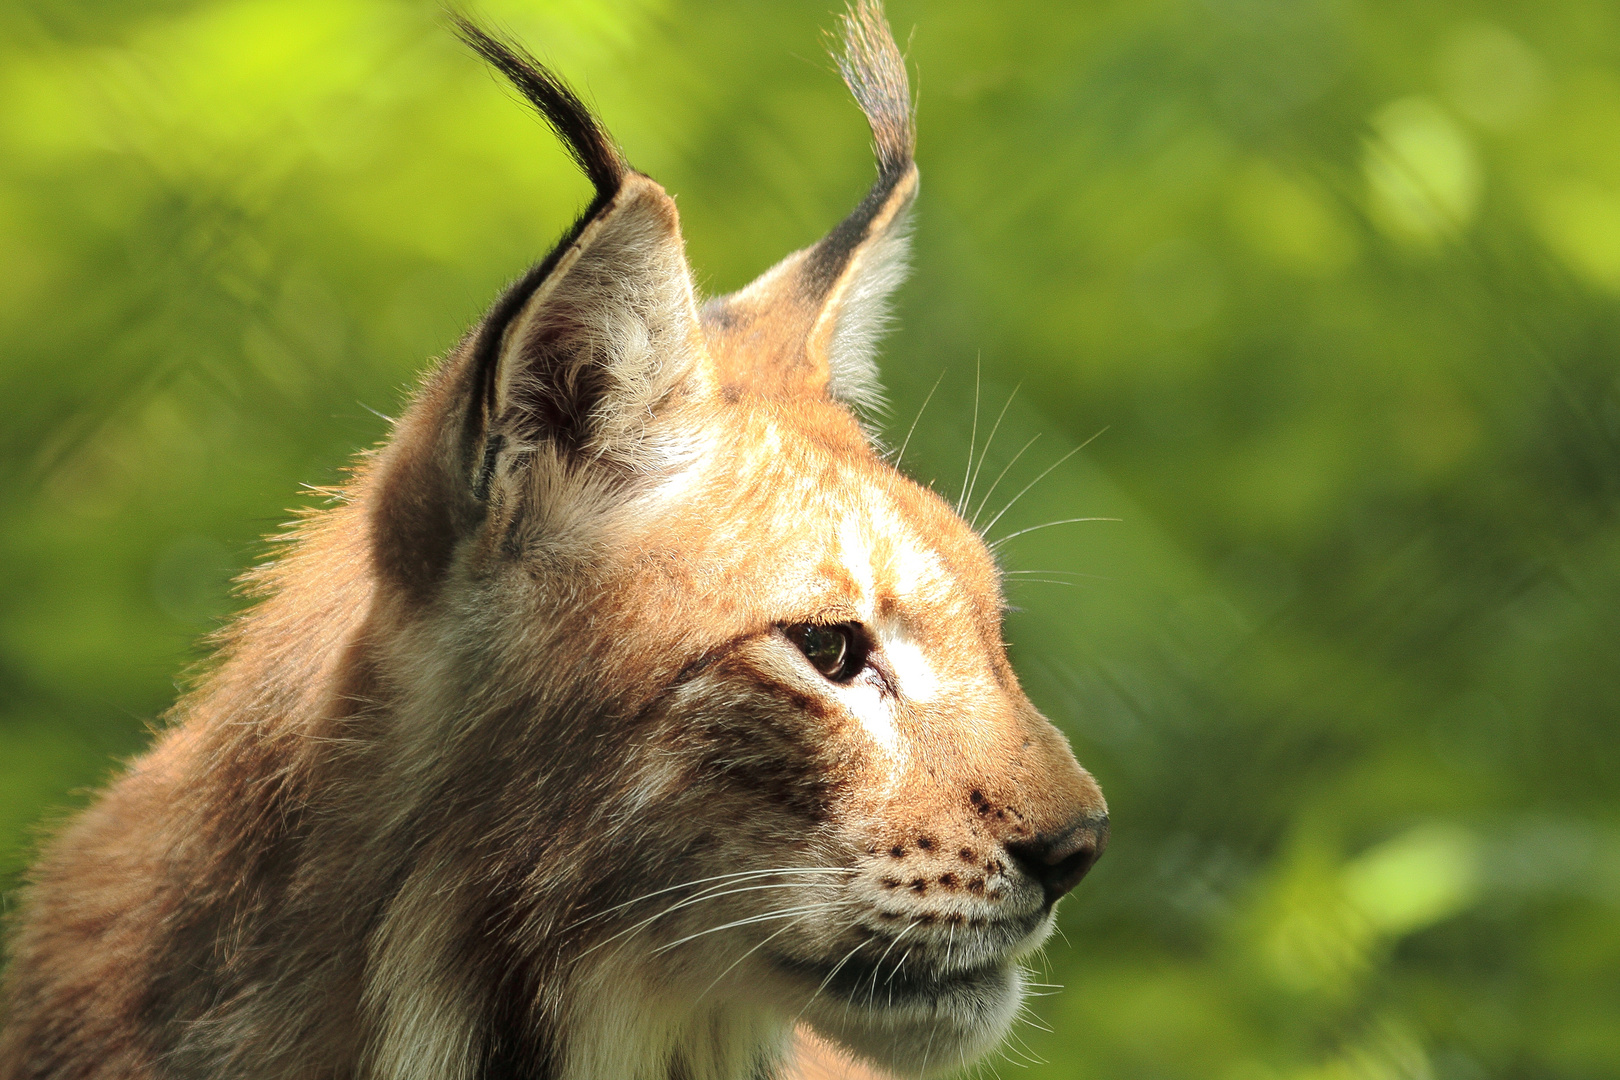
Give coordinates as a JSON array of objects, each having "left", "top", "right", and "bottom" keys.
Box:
[{"left": 2, "top": 0, "right": 1617, "bottom": 1076}]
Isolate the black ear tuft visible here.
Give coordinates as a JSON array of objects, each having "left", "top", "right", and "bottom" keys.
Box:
[
  {"left": 833, "top": 0, "right": 915, "bottom": 190},
  {"left": 451, "top": 15, "right": 626, "bottom": 199}
]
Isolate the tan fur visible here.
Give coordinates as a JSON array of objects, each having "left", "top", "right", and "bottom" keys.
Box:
[{"left": 0, "top": 5, "right": 1106, "bottom": 1079}]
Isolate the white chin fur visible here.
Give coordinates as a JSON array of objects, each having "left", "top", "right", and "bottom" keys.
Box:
[{"left": 799, "top": 963, "right": 1024, "bottom": 1078}]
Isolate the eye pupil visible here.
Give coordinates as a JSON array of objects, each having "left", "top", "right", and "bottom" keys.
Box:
[
  {"left": 802, "top": 626, "right": 847, "bottom": 675},
  {"left": 784, "top": 622, "right": 863, "bottom": 682}
]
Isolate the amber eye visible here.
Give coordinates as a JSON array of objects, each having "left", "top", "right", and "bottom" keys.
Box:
[{"left": 783, "top": 622, "right": 867, "bottom": 683}]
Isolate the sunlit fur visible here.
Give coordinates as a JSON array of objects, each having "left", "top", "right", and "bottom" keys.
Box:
[{"left": 0, "top": 5, "right": 1106, "bottom": 1080}]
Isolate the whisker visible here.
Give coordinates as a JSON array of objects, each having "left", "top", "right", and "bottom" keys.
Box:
[
  {"left": 969, "top": 435, "right": 1039, "bottom": 529},
  {"left": 1012, "top": 986, "right": 1056, "bottom": 1032},
  {"left": 885, "top": 942, "right": 916, "bottom": 986},
  {"left": 1002, "top": 569, "right": 1105, "bottom": 580},
  {"left": 886, "top": 943, "right": 915, "bottom": 1009},
  {"left": 1007, "top": 1024, "right": 1049, "bottom": 1063},
  {"left": 651, "top": 903, "right": 842, "bottom": 955},
  {"left": 978, "top": 426, "right": 1108, "bottom": 538},
  {"left": 865, "top": 920, "right": 919, "bottom": 1011},
  {"left": 1031, "top": 944, "right": 1052, "bottom": 986},
  {"left": 995, "top": 1042, "right": 1033, "bottom": 1070},
  {"left": 957, "top": 354, "right": 982, "bottom": 512},
  {"left": 564, "top": 867, "right": 852, "bottom": 931},
  {"left": 793, "top": 932, "right": 878, "bottom": 1028},
  {"left": 988, "top": 517, "right": 1120, "bottom": 551},
  {"left": 1018, "top": 1010, "right": 1055, "bottom": 1035},
  {"left": 692, "top": 919, "right": 802, "bottom": 1006},
  {"left": 917, "top": 1017, "right": 940, "bottom": 1080},
  {"left": 573, "top": 881, "right": 844, "bottom": 962},
  {"left": 893, "top": 369, "right": 946, "bottom": 469},
  {"left": 961, "top": 383, "right": 1020, "bottom": 519},
  {"left": 578, "top": 876, "right": 843, "bottom": 943}
]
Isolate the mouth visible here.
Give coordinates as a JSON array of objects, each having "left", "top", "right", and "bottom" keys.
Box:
[{"left": 773, "top": 948, "right": 1012, "bottom": 1011}]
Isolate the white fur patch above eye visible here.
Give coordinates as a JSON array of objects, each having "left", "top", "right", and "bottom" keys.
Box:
[
  {"left": 889, "top": 535, "right": 948, "bottom": 603},
  {"left": 838, "top": 516, "right": 878, "bottom": 613}
]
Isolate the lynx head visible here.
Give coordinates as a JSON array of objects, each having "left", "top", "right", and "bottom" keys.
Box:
[{"left": 354, "top": 4, "right": 1107, "bottom": 1077}]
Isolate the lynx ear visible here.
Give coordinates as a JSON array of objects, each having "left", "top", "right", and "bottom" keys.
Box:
[
  {"left": 456, "top": 20, "right": 710, "bottom": 487},
  {"left": 366, "top": 22, "right": 712, "bottom": 597},
  {"left": 482, "top": 175, "right": 708, "bottom": 471},
  {"left": 700, "top": 0, "right": 916, "bottom": 417}
]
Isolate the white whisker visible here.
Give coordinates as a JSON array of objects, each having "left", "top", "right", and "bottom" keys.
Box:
[
  {"left": 1018, "top": 1010, "right": 1054, "bottom": 1035},
  {"left": 1001, "top": 569, "right": 1105, "bottom": 579},
  {"left": 962, "top": 383, "right": 1020, "bottom": 517},
  {"left": 564, "top": 866, "right": 853, "bottom": 931},
  {"left": 894, "top": 369, "right": 947, "bottom": 469},
  {"left": 1003, "top": 577, "right": 1082, "bottom": 589},
  {"left": 692, "top": 919, "right": 802, "bottom": 1005},
  {"left": 793, "top": 933, "right": 877, "bottom": 1028},
  {"left": 573, "top": 880, "right": 844, "bottom": 963},
  {"left": 970, "top": 435, "right": 1040, "bottom": 529},
  {"left": 979, "top": 426, "right": 1108, "bottom": 538},
  {"left": 1007, "top": 1024, "right": 1048, "bottom": 1064},
  {"left": 865, "top": 920, "right": 919, "bottom": 1011},
  {"left": 885, "top": 942, "right": 918, "bottom": 1012},
  {"left": 651, "top": 903, "right": 841, "bottom": 955},
  {"left": 958, "top": 354, "right": 982, "bottom": 512},
  {"left": 988, "top": 517, "right": 1119, "bottom": 551}
]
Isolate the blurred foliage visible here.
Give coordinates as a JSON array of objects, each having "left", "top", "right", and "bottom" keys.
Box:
[{"left": 1, "top": 0, "right": 1617, "bottom": 1077}]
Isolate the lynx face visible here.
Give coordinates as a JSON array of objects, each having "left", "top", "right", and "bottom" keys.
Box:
[{"left": 599, "top": 408, "right": 1107, "bottom": 1072}]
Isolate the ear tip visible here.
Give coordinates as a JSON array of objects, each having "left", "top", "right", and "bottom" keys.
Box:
[
  {"left": 616, "top": 172, "right": 684, "bottom": 229},
  {"left": 834, "top": 0, "right": 916, "bottom": 173},
  {"left": 892, "top": 161, "right": 920, "bottom": 201}
]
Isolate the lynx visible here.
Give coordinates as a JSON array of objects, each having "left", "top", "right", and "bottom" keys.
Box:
[{"left": 0, "top": 5, "right": 1107, "bottom": 1079}]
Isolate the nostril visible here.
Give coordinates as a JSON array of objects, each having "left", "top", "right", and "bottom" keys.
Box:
[{"left": 1004, "top": 814, "right": 1109, "bottom": 907}]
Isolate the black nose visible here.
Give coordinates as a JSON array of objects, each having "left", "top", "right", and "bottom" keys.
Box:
[{"left": 1005, "top": 814, "right": 1109, "bottom": 907}]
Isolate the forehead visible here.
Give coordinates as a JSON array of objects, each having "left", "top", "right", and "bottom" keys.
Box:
[{"left": 700, "top": 404, "right": 1005, "bottom": 626}]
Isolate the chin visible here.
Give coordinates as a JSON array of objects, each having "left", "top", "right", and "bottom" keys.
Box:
[{"left": 785, "top": 955, "right": 1027, "bottom": 1077}]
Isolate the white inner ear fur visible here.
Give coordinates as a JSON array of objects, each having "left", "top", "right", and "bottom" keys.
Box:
[
  {"left": 823, "top": 210, "right": 913, "bottom": 419},
  {"left": 494, "top": 180, "right": 711, "bottom": 470}
]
